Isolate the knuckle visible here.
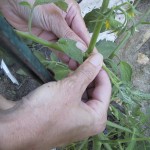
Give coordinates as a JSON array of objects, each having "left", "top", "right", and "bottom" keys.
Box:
[
  {"left": 56, "top": 80, "right": 75, "bottom": 103},
  {"left": 63, "top": 29, "right": 75, "bottom": 38},
  {"left": 71, "top": 3, "right": 80, "bottom": 13},
  {"left": 80, "top": 67, "right": 95, "bottom": 82},
  {"left": 61, "top": 77, "right": 76, "bottom": 93},
  {"left": 68, "top": 1, "right": 80, "bottom": 12}
]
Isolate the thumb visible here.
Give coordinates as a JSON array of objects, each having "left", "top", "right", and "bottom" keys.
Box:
[{"left": 71, "top": 53, "right": 103, "bottom": 94}]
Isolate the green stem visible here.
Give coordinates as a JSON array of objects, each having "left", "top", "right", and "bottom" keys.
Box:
[
  {"left": 16, "top": 30, "right": 63, "bottom": 52},
  {"left": 99, "top": 137, "right": 150, "bottom": 144},
  {"left": 135, "top": 7, "right": 150, "bottom": 28},
  {"left": 93, "top": 136, "right": 102, "bottom": 150},
  {"left": 102, "top": 65, "right": 121, "bottom": 88},
  {"left": 110, "top": 31, "right": 131, "bottom": 58},
  {"left": 86, "top": 0, "right": 110, "bottom": 55},
  {"left": 118, "top": 142, "right": 124, "bottom": 150}
]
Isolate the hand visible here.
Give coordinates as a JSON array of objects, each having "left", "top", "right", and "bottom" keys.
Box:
[
  {"left": 0, "top": 0, "right": 90, "bottom": 69},
  {"left": 0, "top": 53, "right": 111, "bottom": 150}
]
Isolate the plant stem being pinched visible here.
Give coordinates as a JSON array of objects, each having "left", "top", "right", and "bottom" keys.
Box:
[{"left": 86, "top": 0, "right": 110, "bottom": 55}]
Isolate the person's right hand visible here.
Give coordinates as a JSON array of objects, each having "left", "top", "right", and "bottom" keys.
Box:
[{"left": 0, "top": 53, "right": 111, "bottom": 150}]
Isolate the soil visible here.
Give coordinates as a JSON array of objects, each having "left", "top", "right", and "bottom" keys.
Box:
[{"left": 0, "top": 67, "right": 40, "bottom": 101}]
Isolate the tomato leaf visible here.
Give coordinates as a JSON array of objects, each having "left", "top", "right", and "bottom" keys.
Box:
[
  {"left": 96, "top": 40, "right": 117, "bottom": 59},
  {"left": 120, "top": 61, "right": 132, "bottom": 83},
  {"left": 56, "top": 38, "right": 83, "bottom": 64},
  {"left": 42, "top": 61, "right": 71, "bottom": 80},
  {"left": 84, "top": 9, "right": 103, "bottom": 33}
]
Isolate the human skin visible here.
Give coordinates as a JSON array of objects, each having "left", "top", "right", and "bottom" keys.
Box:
[
  {"left": 0, "top": 53, "right": 111, "bottom": 150},
  {"left": 0, "top": 0, "right": 91, "bottom": 70},
  {"left": 0, "top": 1, "right": 112, "bottom": 149}
]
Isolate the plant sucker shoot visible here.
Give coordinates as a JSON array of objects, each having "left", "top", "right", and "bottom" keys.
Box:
[{"left": 16, "top": 0, "right": 150, "bottom": 149}]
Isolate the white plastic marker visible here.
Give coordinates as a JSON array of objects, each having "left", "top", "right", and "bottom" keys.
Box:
[{"left": 1, "top": 59, "right": 19, "bottom": 85}]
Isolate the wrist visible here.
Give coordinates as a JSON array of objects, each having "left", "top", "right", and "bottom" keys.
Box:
[{"left": 0, "top": 96, "right": 56, "bottom": 150}]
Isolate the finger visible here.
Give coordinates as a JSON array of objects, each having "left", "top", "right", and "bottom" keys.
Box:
[
  {"left": 49, "top": 11, "right": 87, "bottom": 51},
  {"left": 65, "top": 4, "right": 91, "bottom": 45},
  {"left": 37, "top": 32, "right": 79, "bottom": 70},
  {"left": 37, "top": 30, "right": 58, "bottom": 41},
  {"left": 87, "top": 70, "right": 112, "bottom": 112},
  {"left": 70, "top": 53, "right": 103, "bottom": 95}
]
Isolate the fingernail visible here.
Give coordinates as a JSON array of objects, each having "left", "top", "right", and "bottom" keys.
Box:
[
  {"left": 89, "top": 53, "right": 103, "bottom": 67},
  {"left": 76, "top": 42, "right": 87, "bottom": 52}
]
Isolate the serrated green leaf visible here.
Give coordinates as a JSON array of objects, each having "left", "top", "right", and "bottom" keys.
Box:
[
  {"left": 34, "top": 0, "right": 68, "bottom": 11},
  {"left": 19, "top": 1, "right": 32, "bottom": 9},
  {"left": 120, "top": 61, "right": 132, "bottom": 83},
  {"left": 96, "top": 40, "right": 117, "bottom": 59},
  {"left": 84, "top": 9, "right": 102, "bottom": 33},
  {"left": 84, "top": 8, "right": 122, "bottom": 33},
  {"left": 42, "top": 61, "right": 71, "bottom": 80},
  {"left": 57, "top": 38, "right": 83, "bottom": 64}
]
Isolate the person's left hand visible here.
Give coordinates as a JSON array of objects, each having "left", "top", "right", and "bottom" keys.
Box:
[
  {"left": 0, "top": 0, "right": 90, "bottom": 69},
  {"left": 0, "top": 53, "right": 112, "bottom": 150}
]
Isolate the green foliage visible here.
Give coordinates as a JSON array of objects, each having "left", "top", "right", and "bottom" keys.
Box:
[
  {"left": 107, "top": 121, "right": 133, "bottom": 134},
  {"left": 119, "top": 61, "right": 132, "bottom": 83},
  {"left": 84, "top": 9, "right": 102, "bottom": 33},
  {"left": 56, "top": 38, "right": 83, "bottom": 64},
  {"left": 84, "top": 8, "right": 122, "bottom": 33},
  {"left": 16, "top": 31, "right": 83, "bottom": 64},
  {"left": 96, "top": 40, "right": 117, "bottom": 59},
  {"left": 43, "top": 61, "right": 71, "bottom": 80},
  {"left": 33, "top": 50, "right": 45, "bottom": 62},
  {"left": 33, "top": 50, "right": 71, "bottom": 80}
]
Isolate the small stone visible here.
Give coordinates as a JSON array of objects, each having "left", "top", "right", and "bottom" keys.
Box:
[{"left": 137, "top": 53, "right": 149, "bottom": 65}]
